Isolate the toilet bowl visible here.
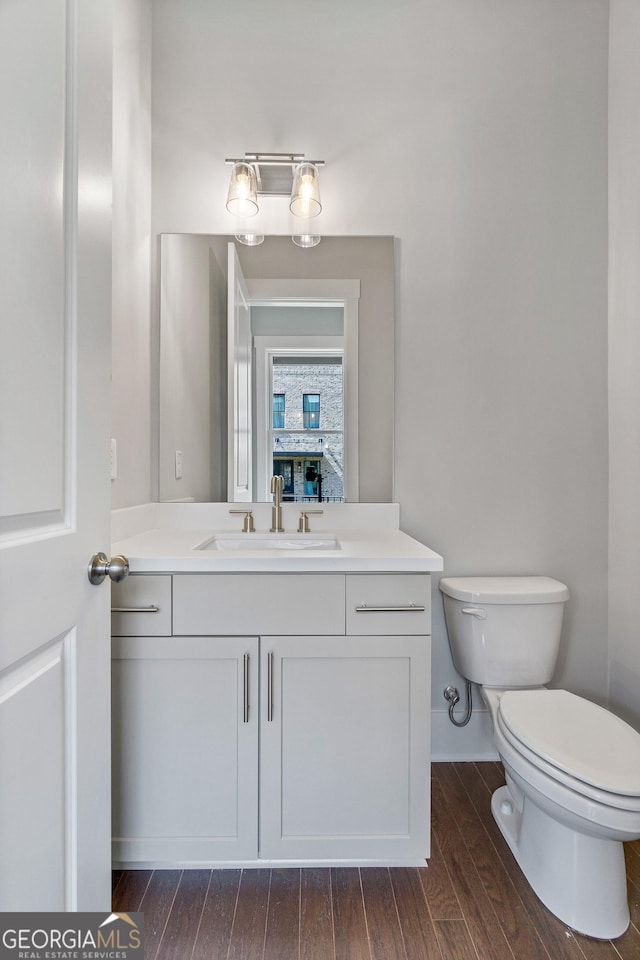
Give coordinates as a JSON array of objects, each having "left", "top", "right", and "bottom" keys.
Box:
[
  {"left": 439, "top": 576, "right": 640, "bottom": 940},
  {"left": 484, "top": 687, "right": 640, "bottom": 939}
]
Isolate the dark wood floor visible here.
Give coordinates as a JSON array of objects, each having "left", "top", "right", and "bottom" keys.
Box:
[{"left": 112, "top": 761, "right": 640, "bottom": 960}]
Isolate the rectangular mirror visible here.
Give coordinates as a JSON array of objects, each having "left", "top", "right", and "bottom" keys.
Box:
[{"left": 158, "top": 235, "right": 395, "bottom": 502}]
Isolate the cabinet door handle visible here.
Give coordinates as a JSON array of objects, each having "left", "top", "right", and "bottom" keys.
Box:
[
  {"left": 355, "top": 603, "right": 426, "bottom": 613},
  {"left": 243, "top": 653, "right": 250, "bottom": 723},
  {"left": 111, "top": 605, "right": 160, "bottom": 614},
  {"left": 267, "top": 651, "right": 274, "bottom": 722}
]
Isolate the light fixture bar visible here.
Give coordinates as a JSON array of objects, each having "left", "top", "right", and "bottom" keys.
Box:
[
  {"left": 225, "top": 153, "right": 325, "bottom": 198},
  {"left": 225, "top": 153, "right": 325, "bottom": 167}
]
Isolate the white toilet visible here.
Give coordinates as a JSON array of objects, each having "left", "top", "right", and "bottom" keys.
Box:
[{"left": 439, "top": 575, "right": 640, "bottom": 940}]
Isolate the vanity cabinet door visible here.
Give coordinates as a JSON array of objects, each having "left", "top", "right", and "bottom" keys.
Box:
[
  {"left": 259, "top": 635, "right": 430, "bottom": 863},
  {"left": 112, "top": 635, "right": 258, "bottom": 865}
]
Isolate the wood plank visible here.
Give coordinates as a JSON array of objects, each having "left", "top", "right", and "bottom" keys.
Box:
[
  {"left": 426, "top": 782, "right": 464, "bottom": 919},
  {"left": 389, "top": 866, "right": 444, "bottom": 960},
  {"left": 227, "top": 869, "right": 271, "bottom": 960},
  {"left": 446, "top": 762, "right": 592, "bottom": 960},
  {"left": 626, "top": 845, "right": 640, "bottom": 890},
  {"left": 192, "top": 869, "right": 242, "bottom": 960},
  {"left": 433, "top": 919, "right": 480, "bottom": 960},
  {"left": 417, "top": 853, "right": 463, "bottom": 921},
  {"left": 300, "top": 867, "right": 335, "bottom": 960},
  {"left": 138, "top": 869, "right": 182, "bottom": 960},
  {"left": 628, "top": 876, "right": 640, "bottom": 930},
  {"left": 155, "top": 869, "right": 210, "bottom": 960},
  {"left": 448, "top": 762, "right": 553, "bottom": 960},
  {"left": 430, "top": 769, "right": 516, "bottom": 960},
  {"left": 112, "top": 869, "right": 152, "bottom": 913},
  {"left": 475, "top": 760, "right": 506, "bottom": 794},
  {"left": 359, "top": 867, "right": 406, "bottom": 960},
  {"left": 604, "top": 921, "right": 640, "bottom": 960},
  {"left": 570, "top": 931, "right": 636, "bottom": 960},
  {"left": 331, "top": 867, "right": 370, "bottom": 960},
  {"left": 263, "top": 869, "right": 300, "bottom": 960},
  {"left": 465, "top": 764, "right": 640, "bottom": 960}
]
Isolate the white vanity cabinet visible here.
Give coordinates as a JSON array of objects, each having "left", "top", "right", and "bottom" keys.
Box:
[{"left": 111, "top": 572, "right": 431, "bottom": 867}]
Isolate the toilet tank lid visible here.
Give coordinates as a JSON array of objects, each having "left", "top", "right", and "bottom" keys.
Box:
[{"left": 439, "top": 576, "right": 569, "bottom": 604}]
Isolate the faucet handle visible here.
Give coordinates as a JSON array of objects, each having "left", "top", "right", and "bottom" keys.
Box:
[
  {"left": 229, "top": 509, "right": 255, "bottom": 533},
  {"left": 298, "top": 509, "right": 323, "bottom": 533}
]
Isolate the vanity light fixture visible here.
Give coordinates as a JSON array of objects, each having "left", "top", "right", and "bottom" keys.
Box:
[
  {"left": 235, "top": 234, "right": 264, "bottom": 246},
  {"left": 289, "top": 161, "right": 322, "bottom": 218},
  {"left": 225, "top": 153, "right": 324, "bottom": 245},
  {"left": 226, "top": 161, "right": 259, "bottom": 217},
  {"left": 292, "top": 234, "right": 321, "bottom": 248}
]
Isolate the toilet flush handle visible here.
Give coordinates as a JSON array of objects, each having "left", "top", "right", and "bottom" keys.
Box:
[{"left": 461, "top": 606, "right": 487, "bottom": 619}]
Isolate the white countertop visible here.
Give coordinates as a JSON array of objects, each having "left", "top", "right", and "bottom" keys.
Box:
[{"left": 111, "top": 503, "right": 444, "bottom": 574}]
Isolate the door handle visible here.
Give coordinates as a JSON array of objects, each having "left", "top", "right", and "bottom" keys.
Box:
[{"left": 88, "top": 552, "right": 129, "bottom": 585}]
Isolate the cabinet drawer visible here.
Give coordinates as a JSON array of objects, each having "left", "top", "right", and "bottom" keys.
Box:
[
  {"left": 111, "top": 575, "right": 172, "bottom": 637},
  {"left": 346, "top": 574, "right": 431, "bottom": 635},
  {"left": 173, "top": 574, "right": 345, "bottom": 636}
]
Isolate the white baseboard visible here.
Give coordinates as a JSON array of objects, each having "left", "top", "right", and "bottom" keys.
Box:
[{"left": 431, "top": 707, "right": 499, "bottom": 762}]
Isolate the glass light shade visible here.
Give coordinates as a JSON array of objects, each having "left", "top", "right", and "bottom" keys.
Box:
[
  {"left": 235, "top": 234, "right": 264, "bottom": 246},
  {"left": 289, "top": 162, "right": 322, "bottom": 218},
  {"left": 226, "top": 161, "right": 259, "bottom": 217},
  {"left": 292, "top": 234, "right": 321, "bottom": 248}
]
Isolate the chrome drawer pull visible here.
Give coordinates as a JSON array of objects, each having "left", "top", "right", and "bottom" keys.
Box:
[
  {"left": 111, "top": 605, "right": 160, "bottom": 614},
  {"left": 243, "top": 653, "right": 250, "bottom": 723},
  {"left": 355, "top": 603, "right": 426, "bottom": 613},
  {"left": 267, "top": 652, "right": 274, "bottom": 722}
]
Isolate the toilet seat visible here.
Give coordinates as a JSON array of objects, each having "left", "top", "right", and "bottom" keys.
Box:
[{"left": 497, "top": 689, "right": 640, "bottom": 809}]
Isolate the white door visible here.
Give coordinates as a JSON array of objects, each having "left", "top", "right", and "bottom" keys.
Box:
[
  {"left": 227, "top": 243, "right": 253, "bottom": 501},
  {"left": 0, "top": 0, "right": 113, "bottom": 910}
]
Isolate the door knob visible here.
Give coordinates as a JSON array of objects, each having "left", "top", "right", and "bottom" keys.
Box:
[{"left": 88, "top": 552, "right": 129, "bottom": 585}]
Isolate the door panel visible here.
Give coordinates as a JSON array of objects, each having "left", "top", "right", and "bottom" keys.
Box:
[
  {"left": 260, "top": 635, "right": 430, "bottom": 862},
  {"left": 112, "top": 636, "right": 259, "bottom": 864},
  {"left": 0, "top": 0, "right": 113, "bottom": 910},
  {"left": 0, "top": 639, "right": 66, "bottom": 909}
]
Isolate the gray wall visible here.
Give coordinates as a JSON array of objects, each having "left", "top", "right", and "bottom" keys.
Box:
[
  {"left": 608, "top": 0, "right": 640, "bottom": 731},
  {"left": 111, "top": 0, "right": 626, "bottom": 755},
  {"left": 158, "top": 234, "right": 227, "bottom": 502},
  {"left": 147, "top": 0, "right": 610, "bottom": 756},
  {"left": 111, "top": 0, "right": 152, "bottom": 510}
]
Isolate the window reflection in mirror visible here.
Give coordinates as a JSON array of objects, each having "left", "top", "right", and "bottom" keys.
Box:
[{"left": 158, "top": 235, "right": 395, "bottom": 503}]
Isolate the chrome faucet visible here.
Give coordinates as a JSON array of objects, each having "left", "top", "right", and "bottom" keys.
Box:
[
  {"left": 298, "top": 509, "right": 323, "bottom": 533},
  {"left": 228, "top": 508, "right": 254, "bottom": 533},
  {"left": 270, "top": 475, "right": 284, "bottom": 532}
]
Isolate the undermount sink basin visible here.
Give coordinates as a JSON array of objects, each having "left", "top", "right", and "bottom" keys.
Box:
[{"left": 195, "top": 533, "right": 340, "bottom": 552}]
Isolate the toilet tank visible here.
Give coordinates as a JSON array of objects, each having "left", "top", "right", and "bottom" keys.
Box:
[{"left": 439, "top": 576, "right": 569, "bottom": 687}]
